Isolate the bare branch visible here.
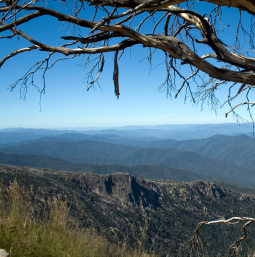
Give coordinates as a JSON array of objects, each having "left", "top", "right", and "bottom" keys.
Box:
[
  {"left": 87, "top": 53, "right": 105, "bottom": 90},
  {"left": 91, "top": 0, "right": 255, "bottom": 15},
  {"left": 191, "top": 217, "right": 255, "bottom": 255},
  {"left": 0, "top": 45, "right": 38, "bottom": 68},
  {"left": 0, "top": 33, "right": 15, "bottom": 39},
  {"left": 0, "top": 12, "right": 43, "bottom": 32},
  {"left": 61, "top": 32, "right": 122, "bottom": 44},
  {"left": 175, "top": 69, "right": 198, "bottom": 98},
  {"left": 225, "top": 102, "right": 255, "bottom": 118},
  {"left": 89, "top": 0, "right": 162, "bottom": 33},
  {"left": 1, "top": 0, "right": 255, "bottom": 120},
  {"left": 200, "top": 53, "right": 218, "bottom": 60},
  {"left": 136, "top": 10, "right": 156, "bottom": 32},
  {"left": 113, "top": 50, "right": 120, "bottom": 98}
]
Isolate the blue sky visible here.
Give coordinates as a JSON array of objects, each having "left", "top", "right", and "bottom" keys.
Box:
[{"left": 0, "top": 2, "right": 253, "bottom": 129}]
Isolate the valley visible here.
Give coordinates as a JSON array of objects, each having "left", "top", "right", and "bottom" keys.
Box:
[{"left": 0, "top": 124, "right": 255, "bottom": 256}]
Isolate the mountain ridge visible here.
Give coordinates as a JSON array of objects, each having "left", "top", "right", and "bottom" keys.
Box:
[
  {"left": 0, "top": 151, "right": 218, "bottom": 183},
  {"left": 1, "top": 137, "right": 254, "bottom": 187},
  {"left": 1, "top": 164, "right": 255, "bottom": 256}
]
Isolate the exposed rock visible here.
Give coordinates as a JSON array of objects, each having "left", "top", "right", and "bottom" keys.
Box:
[
  {"left": 66, "top": 173, "right": 161, "bottom": 209},
  {"left": 0, "top": 249, "right": 9, "bottom": 257},
  {"left": 2, "top": 164, "right": 255, "bottom": 256},
  {"left": 189, "top": 181, "right": 226, "bottom": 199}
]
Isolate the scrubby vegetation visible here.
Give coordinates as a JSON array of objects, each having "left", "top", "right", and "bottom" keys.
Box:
[
  {"left": 0, "top": 180, "right": 156, "bottom": 257},
  {"left": 2, "top": 164, "right": 255, "bottom": 256}
]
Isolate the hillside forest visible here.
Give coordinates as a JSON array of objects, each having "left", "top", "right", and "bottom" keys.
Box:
[{"left": 1, "top": 123, "right": 255, "bottom": 256}]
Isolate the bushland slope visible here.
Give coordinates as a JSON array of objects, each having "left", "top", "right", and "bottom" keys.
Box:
[{"left": 1, "top": 164, "right": 255, "bottom": 256}]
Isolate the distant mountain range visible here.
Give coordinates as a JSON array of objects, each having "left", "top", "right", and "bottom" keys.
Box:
[
  {"left": 0, "top": 151, "right": 214, "bottom": 182},
  {"left": 110, "top": 134, "right": 255, "bottom": 170},
  {"left": 0, "top": 122, "right": 253, "bottom": 144},
  {"left": 0, "top": 125, "right": 255, "bottom": 187},
  {"left": 1, "top": 124, "right": 255, "bottom": 256}
]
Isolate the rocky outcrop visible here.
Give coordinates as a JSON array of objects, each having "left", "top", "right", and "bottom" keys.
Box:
[
  {"left": 2, "top": 164, "right": 255, "bottom": 257},
  {"left": 165, "top": 180, "right": 227, "bottom": 201},
  {"left": 187, "top": 181, "right": 226, "bottom": 199},
  {"left": 0, "top": 249, "right": 9, "bottom": 257},
  {"left": 69, "top": 173, "right": 161, "bottom": 209}
]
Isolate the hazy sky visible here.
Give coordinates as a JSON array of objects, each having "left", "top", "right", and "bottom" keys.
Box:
[{"left": 0, "top": 2, "right": 253, "bottom": 129}]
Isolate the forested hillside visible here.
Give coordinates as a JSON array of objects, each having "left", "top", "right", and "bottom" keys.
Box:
[
  {"left": 1, "top": 164, "right": 255, "bottom": 256},
  {"left": 1, "top": 132, "right": 255, "bottom": 187},
  {"left": 1, "top": 125, "right": 255, "bottom": 256},
  {"left": 0, "top": 151, "right": 214, "bottom": 182}
]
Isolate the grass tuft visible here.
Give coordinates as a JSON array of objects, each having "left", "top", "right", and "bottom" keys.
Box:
[{"left": 0, "top": 180, "right": 156, "bottom": 257}]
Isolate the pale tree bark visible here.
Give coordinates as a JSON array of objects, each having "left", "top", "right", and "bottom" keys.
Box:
[
  {"left": 85, "top": 0, "right": 255, "bottom": 15},
  {"left": 0, "top": 0, "right": 255, "bottom": 118},
  {"left": 181, "top": 217, "right": 255, "bottom": 256}
]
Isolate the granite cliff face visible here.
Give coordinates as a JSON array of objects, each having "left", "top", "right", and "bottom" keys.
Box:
[
  {"left": 1, "top": 164, "right": 255, "bottom": 256},
  {"left": 66, "top": 173, "right": 161, "bottom": 209},
  {"left": 165, "top": 180, "right": 227, "bottom": 202}
]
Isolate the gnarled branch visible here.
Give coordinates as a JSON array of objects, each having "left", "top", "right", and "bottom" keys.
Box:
[{"left": 1, "top": 0, "right": 255, "bottom": 118}]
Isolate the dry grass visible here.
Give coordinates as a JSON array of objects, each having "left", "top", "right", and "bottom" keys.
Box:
[{"left": 0, "top": 180, "right": 156, "bottom": 257}]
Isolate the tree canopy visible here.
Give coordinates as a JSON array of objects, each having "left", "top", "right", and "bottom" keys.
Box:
[{"left": 0, "top": 0, "right": 255, "bottom": 119}]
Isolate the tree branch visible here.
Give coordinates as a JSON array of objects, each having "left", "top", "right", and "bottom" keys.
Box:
[
  {"left": 1, "top": 0, "right": 255, "bottom": 119},
  {"left": 84, "top": 0, "right": 255, "bottom": 15},
  {"left": 225, "top": 102, "right": 255, "bottom": 117},
  {"left": 0, "top": 45, "right": 38, "bottom": 68},
  {"left": 192, "top": 217, "right": 255, "bottom": 255}
]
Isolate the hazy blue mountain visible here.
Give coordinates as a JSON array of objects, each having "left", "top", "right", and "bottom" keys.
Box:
[
  {"left": 0, "top": 128, "right": 74, "bottom": 146},
  {"left": 1, "top": 137, "right": 255, "bottom": 187},
  {"left": 76, "top": 133, "right": 254, "bottom": 171},
  {"left": 0, "top": 131, "right": 48, "bottom": 145},
  {"left": 0, "top": 151, "right": 217, "bottom": 182},
  {"left": 82, "top": 123, "right": 254, "bottom": 139},
  {"left": 117, "top": 134, "right": 255, "bottom": 170},
  {"left": 0, "top": 128, "right": 70, "bottom": 135},
  {"left": 181, "top": 135, "right": 255, "bottom": 169},
  {"left": 113, "top": 123, "right": 253, "bottom": 134},
  {"left": 0, "top": 123, "right": 253, "bottom": 145},
  {"left": 232, "top": 132, "right": 254, "bottom": 137}
]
